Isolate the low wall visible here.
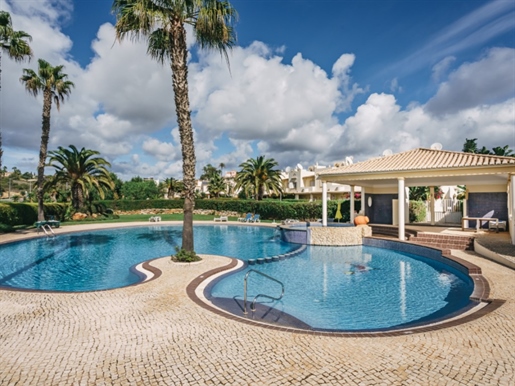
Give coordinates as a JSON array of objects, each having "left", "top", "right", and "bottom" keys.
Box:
[{"left": 309, "top": 225, "right": 372, "bottom": 246}]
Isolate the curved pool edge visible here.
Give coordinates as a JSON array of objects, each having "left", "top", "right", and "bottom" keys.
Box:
[
  {"left": 0, "top": 257, "right": 164, "bottom": 294},
  {"left": 187, "top": 242, "right": 504, "bottom": 337}
]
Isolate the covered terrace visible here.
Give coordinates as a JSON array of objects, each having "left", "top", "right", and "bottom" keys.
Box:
[{"left": 318, "top": 148, "right": 515, "bottom": 245}]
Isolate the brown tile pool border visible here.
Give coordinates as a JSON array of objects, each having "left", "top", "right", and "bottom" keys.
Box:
[{"left": 187, "top": 246, "right": 502, "bottom": 337}]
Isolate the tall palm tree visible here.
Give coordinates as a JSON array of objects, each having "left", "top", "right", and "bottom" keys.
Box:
[
  {"left": 235, "top": 156, "right": 282, "bottom": 201},
  {"left": 46, "top": 145, "right": 114, "bottom": 210},
  {"left": 112, "top": 0, "right": 237, "bottom": 252},
  {"left": 20, "top": 59, "right": 74, "bottom": 221},
  {"left": 0, "top": 11, "right": 32, "bottom": 173}
]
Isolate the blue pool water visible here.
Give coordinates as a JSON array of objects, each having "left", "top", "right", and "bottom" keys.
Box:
[
  {"left": 0, "top": 225, "right": 474, "bottom": 331},
  {"left": 210, "top": 245, "right": 474, "bottom": 331},
  {"left": 0, "top": 225, "right": 293, "bottom": 291}
]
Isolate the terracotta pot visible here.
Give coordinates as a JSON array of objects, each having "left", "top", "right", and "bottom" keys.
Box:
[{"left": 354, "top": 215, "right": 369, "bottom": 226}]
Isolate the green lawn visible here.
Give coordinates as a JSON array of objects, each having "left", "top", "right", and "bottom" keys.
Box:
[{"left": 60, "top": 214, "right": 275, "bottom": 226}]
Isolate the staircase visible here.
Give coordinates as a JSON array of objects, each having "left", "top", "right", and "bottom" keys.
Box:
[
  {"left": 371, "top": 225, "right": 474, "bottom": 251},
  {"left": 408, "top": 232, "right": 474, "bottom": 251}
]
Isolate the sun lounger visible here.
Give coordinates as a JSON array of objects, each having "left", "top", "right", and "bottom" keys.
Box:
[
  {"left": 239, "top": 213, "right": 253, "bottom": 222},
  {"left": 214, "top": 216, "right": 228, "bottom": 222},
  {"left": 250, "top": 214, "right": 260, "bottom": 223},
  {"left": 149, "top": 216, "right": 161, "bottom": 222}
]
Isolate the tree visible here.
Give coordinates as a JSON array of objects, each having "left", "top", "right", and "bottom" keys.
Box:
[
  {"left": 0, "top": 11, "right": 32, "bottom": 174},
  {"left": 112, "top": 0, "right": 237, "bottom": 253},
  {"left": 462, "top": 138, "right": 514, "bottom": 157},
  {"left": 20, "top": 59, "right": 74, "bottom": 220},
  {"left": 235, "top": 156, "right": 283, "bottom": 200},
  {"left": 121, "top": 177, "right": 161, "bottom": 200},
  {"left": 200, "top": 163, "right": 221, "bottom": 181},
  {"left": 208, "top": 172, "right": 226, "bottom": 198},
  {"left": 492, "top": 145, "right": 514, "bottom": 157},
  {"left": 47, "top": 145, "right": 114, "bottom": 210},
  {"left": 166, "top": 177, "right": 184, "bottom": 198},
  {"left": 462, "top": 138, "right": 478, "bottom": 153}
]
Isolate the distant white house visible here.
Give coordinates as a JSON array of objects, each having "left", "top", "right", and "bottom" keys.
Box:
[{"left": 281, "top": 160, "right": 360, "bottom": 201}]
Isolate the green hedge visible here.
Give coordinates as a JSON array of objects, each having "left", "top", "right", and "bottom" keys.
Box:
[
  {"left": 0, "top": 202, "right": 67, "bottom": 226},
  {"left": 96, "top": 199, "right": 361, "bottom": 221}
]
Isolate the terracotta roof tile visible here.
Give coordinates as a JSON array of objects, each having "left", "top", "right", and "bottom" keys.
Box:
[{"left": 319, "top": 148, "right": 515, "bottom": 175}]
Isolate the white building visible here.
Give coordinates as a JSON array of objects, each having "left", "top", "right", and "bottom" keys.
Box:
[{"left": 281, "top": 160, "right": 361, "bottom": 201}]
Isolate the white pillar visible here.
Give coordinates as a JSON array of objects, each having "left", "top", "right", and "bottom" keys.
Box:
[
  {"left": 430, "top": 186, "right": 435, "bottom": 225},
  {"left": 360, "top": 187, "right": 365, "bottom": 215},
  {"left": 322, "top": 181, "right": 328, "bottom": 227},
  {"left": 398, "top": 178, "right": 405, "bottom": 240},
  {"left": 350, "top": 185, "right": 355, "bottom": 223},
  {"left": 511, "top": 175, "right": 515, "bottom": 245}
]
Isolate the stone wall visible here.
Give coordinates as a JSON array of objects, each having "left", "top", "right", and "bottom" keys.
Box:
[{"left": 309, "top": 225, "right": 372, "bottom": 246}]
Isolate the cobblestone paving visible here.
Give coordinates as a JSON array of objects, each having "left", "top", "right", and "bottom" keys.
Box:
[{"left": 1, "top": 227, "right": 514, "bottom": 385}]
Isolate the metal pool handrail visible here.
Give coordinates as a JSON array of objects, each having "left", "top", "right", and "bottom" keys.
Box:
[{"left": 243, "top": 269, "right": 284, "bottom": 315}]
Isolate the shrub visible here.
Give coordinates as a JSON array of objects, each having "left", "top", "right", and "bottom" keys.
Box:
[
  {"left": 171, "top": 246, "right": 202, "bottom": 263},
  {"left": 409, "top": 200, "right": 427, "bottom": 223}
]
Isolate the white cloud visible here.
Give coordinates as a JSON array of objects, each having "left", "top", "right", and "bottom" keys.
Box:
[
  {"left": 431, "top": 56, "right": 456, "bottom": 82},
  {"left": 1, "top": 0, "right": 514, "bottom": 181},
  {"left": 425, "top": 47, "right": 515, "bottom": 115}
]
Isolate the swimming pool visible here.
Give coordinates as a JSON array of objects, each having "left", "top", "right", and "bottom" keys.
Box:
[
  {"left": 0, "top": 225, "right": 293, "bottom": 291},
  {"left": 0, "top": 224, "right": 476, "bottom": 332},
  {"left": 208, "top": 244, "right": 475, "bottom": 331}
]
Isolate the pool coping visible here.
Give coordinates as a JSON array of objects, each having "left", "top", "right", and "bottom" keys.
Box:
[{"left": 187, "top": 237, "right": 502, "bottom": 337}]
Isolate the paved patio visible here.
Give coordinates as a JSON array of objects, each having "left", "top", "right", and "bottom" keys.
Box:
[{"left": 0, "top": 223, "right": 514, "bottom": 385}]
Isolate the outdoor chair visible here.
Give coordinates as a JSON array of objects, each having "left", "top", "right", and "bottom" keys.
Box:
[
  {"left": 250, "top": 214, "right": 261, "bottom": 223},
  {"left": 239, "top": 213, "right": 253, "bottom": 222},
  {"left": 489, "top": 220, "right": 506, "bottom": 232}
]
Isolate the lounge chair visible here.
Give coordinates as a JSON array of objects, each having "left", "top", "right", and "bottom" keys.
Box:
[
  {"left": 239, "top": 213, "right": 253, "bottom": 222},
  {"left": 250, "top": 214, "right": 261, "bottom": 223},
  {"left": 149, "top": 216, "right": 161, "bottom": 222},
  {"left": 214, "top": 216, "right": 228, "bottom": 222}
]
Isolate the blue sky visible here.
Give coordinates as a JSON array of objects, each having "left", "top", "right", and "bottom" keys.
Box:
[{"left": 1, "top": 0, "right": 514, "bottom": 180}]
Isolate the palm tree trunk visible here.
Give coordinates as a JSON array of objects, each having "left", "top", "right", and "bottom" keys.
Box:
[
  {"left": 71, "top": 183, "right": 84, "bottom": 210},
  {"left": 171, "top": 19, "right": 195, "bottom": 252},
  {"left": 36, "top": 90, "right": 52, "bottom": 221},
  {"left": 0, "top": 50, "right": 3, "bottom": 174}
]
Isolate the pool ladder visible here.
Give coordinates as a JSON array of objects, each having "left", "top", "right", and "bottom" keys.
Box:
[
  {"left": 243, "top": 269, "right": 284, "bottom": 315},
  {"left": 39, "top": 224, "right": 56, "bottom": 237}
]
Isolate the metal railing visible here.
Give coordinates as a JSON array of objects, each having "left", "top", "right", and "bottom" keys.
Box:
[
  {"left": 40, "top": 224, "right": 55, "bottom": 237},
  {"left": 243, "top": 269, "right": 284, "bottom": 314}
]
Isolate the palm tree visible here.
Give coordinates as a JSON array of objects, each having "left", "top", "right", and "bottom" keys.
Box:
[
  {"left": 208, "top": 173, "right": 226, "bottom": 198},
  {"left": 167, "top": 177, "right": 184, "bottom": 198},
  {"left": 112, "top": 0, "right": 237, "bottom": 252},
  {"left": 462, "top": 138, "right": 478, "bottom": 153},
  {"left": 0, "top": 11, "right": 32, "bottom": 173},
  {"left": 492, "top": 145, "right": 514, "bottom": 157},
  {"left": 47, "top": 145, "right": 114, "bottom": 210},
  {"left": 235, "top": 156, "right": 282, "bottom": 201},
  {"left": 20, "top": 59, "right": 74, "bottom": 221}
]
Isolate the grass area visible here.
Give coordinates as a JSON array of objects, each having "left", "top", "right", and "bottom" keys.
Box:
[
  {"left": 60, "top": 213, "right": 230, "bottom": 225},
  {"left": 0, "top": 214, "right": 274, "bottom": 234}
]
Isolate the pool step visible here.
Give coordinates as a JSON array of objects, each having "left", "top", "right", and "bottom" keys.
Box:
[
  {"left": 248, "top": 245, "right": 307, "bottom": 265},
  {"left": 409, "top": 233, "right": 474, "bottom": 251}
]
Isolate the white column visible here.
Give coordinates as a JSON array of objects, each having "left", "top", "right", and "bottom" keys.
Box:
[
  {"left": 430, "top": 186, "right": 435, "bottom": 225},
  {"left": 511, "top": 175, "right": 515, "bottom": 244},
  {"left": 322, "top": 181, "right": 328, "bottom": 227},
  {"left": 360, "top": 187, "right": 365, "bottom": 215},
  {"left": 398, "top": 178, "right": 405, "bottom": 240},
  {"left": 350, "top": 185, "right": 355, "bottom": 223}
]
